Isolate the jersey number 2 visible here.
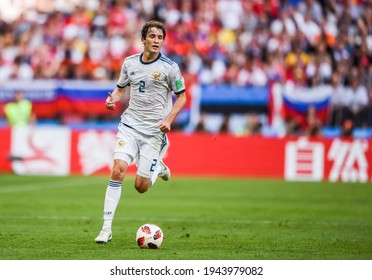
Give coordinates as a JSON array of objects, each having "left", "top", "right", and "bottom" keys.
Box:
[
  {"left": 150, "top": 159, "right": 157, "bottom": 172},
  {"left": 139, "top": 80, "right": 145, "bottom": 93}
]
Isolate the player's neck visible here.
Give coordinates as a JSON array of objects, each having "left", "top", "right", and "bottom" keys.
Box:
[{"left": 142, "top": 51, "right": 160, "bottom": 63}]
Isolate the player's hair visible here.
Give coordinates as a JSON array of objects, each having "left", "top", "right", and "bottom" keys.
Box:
[{"left": 141, "top": 20, "right": 166, "bottom": 40}]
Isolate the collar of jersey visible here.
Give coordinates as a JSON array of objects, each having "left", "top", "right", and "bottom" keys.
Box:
[{"left": 140, "top": 53, "right": 162, "bottom": 65}]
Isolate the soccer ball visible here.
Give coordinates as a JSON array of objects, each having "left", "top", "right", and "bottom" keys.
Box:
[{"left": 136, "top": 224, "right": 164, "bottom": 249}]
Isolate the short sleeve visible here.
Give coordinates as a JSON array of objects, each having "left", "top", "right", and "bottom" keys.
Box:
[
  {"left": 169, "top": 63, "right": 186, "bottom": 94},
  {"left": 117, "top": 60, "right": 130, "bottom": 88}
]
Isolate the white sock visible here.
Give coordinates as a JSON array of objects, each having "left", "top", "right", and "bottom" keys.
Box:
[
  {"left": 150, "top": 164, "right": 162, "bottom": 188},
  {"left": 102, "top": 180, "right": 122, "bottom": 230}
]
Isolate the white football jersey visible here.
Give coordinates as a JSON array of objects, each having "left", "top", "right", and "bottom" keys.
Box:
[{"left": 117, "top": 53, "right": 185, "bottom": 135}]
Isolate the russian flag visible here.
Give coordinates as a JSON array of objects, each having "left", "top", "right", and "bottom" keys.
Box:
[{"left": 281, "top": 84, "right": 332, "bottom": 128}]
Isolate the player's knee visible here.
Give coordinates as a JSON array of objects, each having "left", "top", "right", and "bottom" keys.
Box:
[
  {"left": 134, "top": 176, "right": 151, "bottom": 193},
  {"left": 135, "top": 182, "right": 149, "bottom": 193},
  {"left": 111, "top": 166, "right": 125, "bottom": 181}
]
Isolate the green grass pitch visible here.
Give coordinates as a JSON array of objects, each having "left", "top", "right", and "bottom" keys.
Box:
[{"left": 0, "top": 174, "right": 371, "bottom": 260}]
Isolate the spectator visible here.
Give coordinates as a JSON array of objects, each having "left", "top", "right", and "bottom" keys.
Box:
[
  {"left": 297, "top": 0, "right": 323, "bottom": 24},
  {"left": 345, "top": 71, "right": 369, "bottom": 128},
  {"left": 4, "top": 91, "right": 36, "bottom": 127},
  {"left": 305, "top": 41, "right": 332, "bottom": 85},
  {"left": 305, "top": 105, "right": 322, "bottom": 137},
  {"left": 327, "top": 71, "right": 350, "bottom": 127},
  {"left": 364, "top": 64, "right": 372, "bottom": 127}
]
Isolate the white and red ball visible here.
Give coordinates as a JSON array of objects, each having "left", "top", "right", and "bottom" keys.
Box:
[{"left": 136, "top": 224, "right": 164, "bottom": 249}]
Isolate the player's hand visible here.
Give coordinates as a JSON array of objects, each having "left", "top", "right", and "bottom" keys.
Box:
[
  {"left": 157, "top": 121, "right": 171, "bottom": 133},
  {"left": 105, "top": 92, "right": 116, "bottom": 110}
]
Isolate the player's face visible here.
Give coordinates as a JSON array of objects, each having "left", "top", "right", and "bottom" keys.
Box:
[{"left": 142, "top": 27, "right": 164, "bottom": 55}]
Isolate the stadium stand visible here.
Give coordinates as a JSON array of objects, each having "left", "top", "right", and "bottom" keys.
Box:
[{"left": 0, "top": 0, "right": 371, "bottom": 137}]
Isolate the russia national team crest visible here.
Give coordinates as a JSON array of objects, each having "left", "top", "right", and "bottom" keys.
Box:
[
  {"left": 151, "top": 70, "right": 161, "bottom": 80},
  {"left": 117, "top": 139, "right": 125, "bottom": 148}
]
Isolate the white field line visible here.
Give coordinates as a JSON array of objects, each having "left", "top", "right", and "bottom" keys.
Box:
[{"left": 0, "top": 178, "right": 94, "bottom": 194}]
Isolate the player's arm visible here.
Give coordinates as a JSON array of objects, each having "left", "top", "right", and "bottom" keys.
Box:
[
  {"left": 105, "top": 86, "right": 128, "bottom": 110},
  {"left": 158, "top": 92, "right": 186, "bottom": 133},
  {"left": 106, "top": 58, "right": 130, "bottom": 110}
]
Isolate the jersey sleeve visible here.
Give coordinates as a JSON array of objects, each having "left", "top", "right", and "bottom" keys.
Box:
[
  {"left": 169, "top": 63, "right": 186, "bottom": 94},
  {"left": 117, "top": 60, "right": 130, "bottom": 88}
]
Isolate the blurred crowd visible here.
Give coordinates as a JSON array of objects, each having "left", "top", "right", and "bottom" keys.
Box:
[{"left": 0, "top": 0, "right": 372, "bottom": 134}]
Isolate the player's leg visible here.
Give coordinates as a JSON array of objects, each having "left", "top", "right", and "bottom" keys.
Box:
[
  {"left": 104, "top": 160, "right": 128, "bottom": 227},
  {"left": 134, "top": 175, "right": 152, "bottom": 193},
  {"left": 134, "top": 133, "right": 164, "bottom": 192},
  {"left": 134, "top": 150, "right": 157, "bottom": 193},
  {"left": 95, "top": 159, "right": 128, "bottom": 244},
  {"left": 95, "top": 125, "right": 137, "bottom": 244}
]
